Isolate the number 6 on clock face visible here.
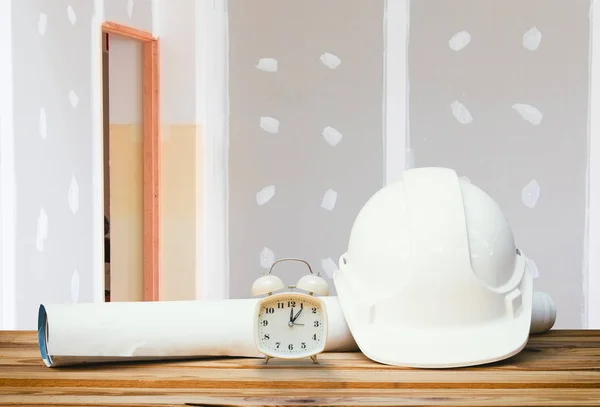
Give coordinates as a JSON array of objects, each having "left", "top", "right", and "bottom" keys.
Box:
[{"left": 254, "top": 292, "right": 328, "bottom": 361}]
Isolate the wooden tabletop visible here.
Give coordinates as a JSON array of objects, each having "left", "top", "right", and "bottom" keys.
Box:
[{"left": 0, "top": 330, "right": 599, "bottom": 406}]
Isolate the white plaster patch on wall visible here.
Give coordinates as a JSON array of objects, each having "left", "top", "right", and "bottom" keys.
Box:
[
  {"left": 35, "top": 208, "right": 48, "bottom": 252},
  {"left": 38, "top": 13, "right": 47, "bottom": 36},
  {"left": 448, "top": 30, "right": 471, "bottom": 51},
  {"left": 256, "top": 185, "right": 275, "bottom": 206},
  {"left": 512, "top": 103, "right": 543, "bottom": 125},
  {"left": 39, "top": 107, "right": 47, "bottom": 139},
  {"left": 260, "top": 247, "right": 275, "bottom": 269},
  {"left": 0, "top": 0, "right": 15, "bottom": 328},
  {"left": 525, "top": 256, "right": 540, "bottom": 279},
  {"left": 321, "top": 257, "right": 338, "bottom": 279},
  {"left": 384, "top": 0, "right": 409, "bottom": 186},
  {"left": 127, "top": 0, "right": 134, "bottom": 18},
  {"left": 522, "top": 178, "right": 541, "bottom": 208},
  {"left": 320, "top": 52, "right": 342, "bottom": 69},
  {"left": 259, "top": 116, "right": 279, "bottom": 134},
  {"left": 71, "top": 269, "right": 80, "bottom": 303},
  {"left": 68, "top": 175, "right": 79, "bottom": 214},
  {"left": 67, "top": 5, "right": 77, "bottom": 25},
  {"left": 256, "top": 58, "right": 278, "bottom": 72},
  {"left": 322, "top": 126, "right": 343, "bottom": 146},
  {"left": 69, "top": 90, "right": 79, "bottom": 108},
  {"left": 450, "top": 100, "right": 473, "bottom": 124},
  {"left": 523, "top": 26, "right": 542, "bottom": 51},
  {"left": 320, "top": 189, "right": 338, "bottom": 211}
]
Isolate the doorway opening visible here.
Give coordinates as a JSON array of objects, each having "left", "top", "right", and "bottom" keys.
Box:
[{"left": 101, "top": 22, "right": 160, "bottom": 302}]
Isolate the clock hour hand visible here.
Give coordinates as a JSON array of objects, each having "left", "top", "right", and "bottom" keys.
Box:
[{"left": 288, "top": 308, "right": 298, "bottom": 327}]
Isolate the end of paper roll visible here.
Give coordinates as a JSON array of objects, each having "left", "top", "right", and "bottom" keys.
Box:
[
  {"left": 37, "top": 304, "right": 54, "bottom": 367},
  {"left": 530, "top": 291, "right": 556, "bottom": 334}
]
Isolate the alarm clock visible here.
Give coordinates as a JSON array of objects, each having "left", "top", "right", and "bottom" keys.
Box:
[{"left": 251, "top": 258, "right": 329, "bottom": 364}]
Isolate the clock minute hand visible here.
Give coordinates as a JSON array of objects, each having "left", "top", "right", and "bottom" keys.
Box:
[
  {"left": 288, "top": 307, "right": 303, "bottom": 327},
  {"left": 291, "top": 307, "right": 303, "bottom": 323}
]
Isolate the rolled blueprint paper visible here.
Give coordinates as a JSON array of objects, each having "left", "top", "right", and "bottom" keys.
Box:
[
  {"left": 38, "top": 296, "right": 358, "bottom": 367},
  {"left": 38, "top": 292, "right": 556, "bottom": 367},
  {"left": 530, "top": 291, "right": 557, "bottom": 334}
]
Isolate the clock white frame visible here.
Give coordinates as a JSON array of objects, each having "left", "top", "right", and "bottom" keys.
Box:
[
  {"left": 253, "top": 292, "right": 328, "bottom": 363},
  {"left": 250, "top": 258, "right": 330, "bottom": 363}
]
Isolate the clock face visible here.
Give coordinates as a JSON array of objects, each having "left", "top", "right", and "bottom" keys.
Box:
[{"left": 255, "top": 293, "right": 327, "bottom": 358}]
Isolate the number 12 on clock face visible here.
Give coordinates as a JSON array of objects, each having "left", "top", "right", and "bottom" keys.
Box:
[{"left": 254, "top": 293, "right": 328, "bottom": 362}]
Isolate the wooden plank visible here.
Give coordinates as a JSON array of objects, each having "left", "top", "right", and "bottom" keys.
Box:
[
  {"left": 101, "top": 22, "right": 154, "bottom": 42},
  {"left": 0, "top": 331, "right": 599, "bottom": 406},
  {"left": 1, "top": 388, "right": 600, "bottom": 407},
  {"left": 142, "top": 39, "right": 160, "bottom": 302}
]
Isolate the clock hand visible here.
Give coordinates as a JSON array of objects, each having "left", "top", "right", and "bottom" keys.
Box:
[
  {"left": 288, "top": 307, "right": 296, "bottom": 327},
  {"left": 292, "top": 308, "right": 302, "bottom": 322}
]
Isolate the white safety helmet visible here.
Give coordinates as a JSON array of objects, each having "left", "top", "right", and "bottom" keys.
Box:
[{"left": 333, "top": 167, "right": 533, "bottom": 368}]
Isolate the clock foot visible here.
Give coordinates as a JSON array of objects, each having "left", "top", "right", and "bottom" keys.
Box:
[
  {"left": 264, "top": 355, "right": 272, "bottom": 364},
  {"left": 310, "top": 355, "right": 318, "bottom": 364}
]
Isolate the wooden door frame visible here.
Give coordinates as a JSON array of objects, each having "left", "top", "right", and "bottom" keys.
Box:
[{"left": 101, "top": 22, "right": 160, "bottom": 302}]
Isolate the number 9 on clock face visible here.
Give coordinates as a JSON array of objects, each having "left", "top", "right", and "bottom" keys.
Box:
[{"left": 254, "top": 292, "right": 328, "bottom": 360}]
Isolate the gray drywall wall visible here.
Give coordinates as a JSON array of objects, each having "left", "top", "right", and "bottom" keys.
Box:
[
  {"left": 408, "top": 0, "right": 591, "bottom": 328},
  {"left": 11, "top": 0, "right": 95, "bottom": 328},
  {"left": 104, "top": 0, "right": 152, "bottom": 32},
  {"left": 227, "top": 0, "right": 385, "bottom": 298}
]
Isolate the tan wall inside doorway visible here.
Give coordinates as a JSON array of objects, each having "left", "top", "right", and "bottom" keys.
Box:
[
  {"left": 108, "top": 123, "right": 200, "bottom": 302},
  {"left": 109, "top": 124, "right": 144, "bottom": 302}
]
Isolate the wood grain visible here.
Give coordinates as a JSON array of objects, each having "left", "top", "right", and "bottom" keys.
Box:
[
  {"left": 102, "top": 22, "right": 154, "bottom": 42},
  {"left": 142, "top": 37, "right": 160, "bottom": 302},
  {"left": 0, "top": 330, "right": 599, "bottom": 406}
]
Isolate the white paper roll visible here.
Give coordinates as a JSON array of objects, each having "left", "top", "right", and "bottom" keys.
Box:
[
  {"left": 38, "top": 292, "right": 556, "bottom": 367},
  {"left": 38, "top": 296, "right": 358, "bottom": 367},
  {"left": 530, "top": 291, "right": 557, "bottom": 334}
]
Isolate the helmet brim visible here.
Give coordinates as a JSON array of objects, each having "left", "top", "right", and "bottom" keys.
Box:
[{"left": 333, "top": 265, "right": 533, "bottom": 368}]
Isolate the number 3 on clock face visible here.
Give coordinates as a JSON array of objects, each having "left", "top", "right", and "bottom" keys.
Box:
[{"left": 254, "top": 292, "right": 328, "bottom": 361}]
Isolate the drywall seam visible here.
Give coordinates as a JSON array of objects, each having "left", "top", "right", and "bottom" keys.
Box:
[
  {"left": 200, "top": 0, "right": 229, "bottom": 300},
  {"left": 151, "top": 0, "right": 160, "bottom": 36},
  {"left": 586, "top": 0, "right": 600, "bottom": 328},
  {"left": 383, "top": 0, "right": 409, "bottom": 185},
  {"left": 92, "top": 0, "right": 105, "bottom": 303},
  {"left": 0, "top": 0, "right": 15, "bottom": 328},
  {"left": 222, "top": 0, "right": 230, "bottom": 301},
  {"left": 195, "top": 0, "right": 205, "bottom": 300}
]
